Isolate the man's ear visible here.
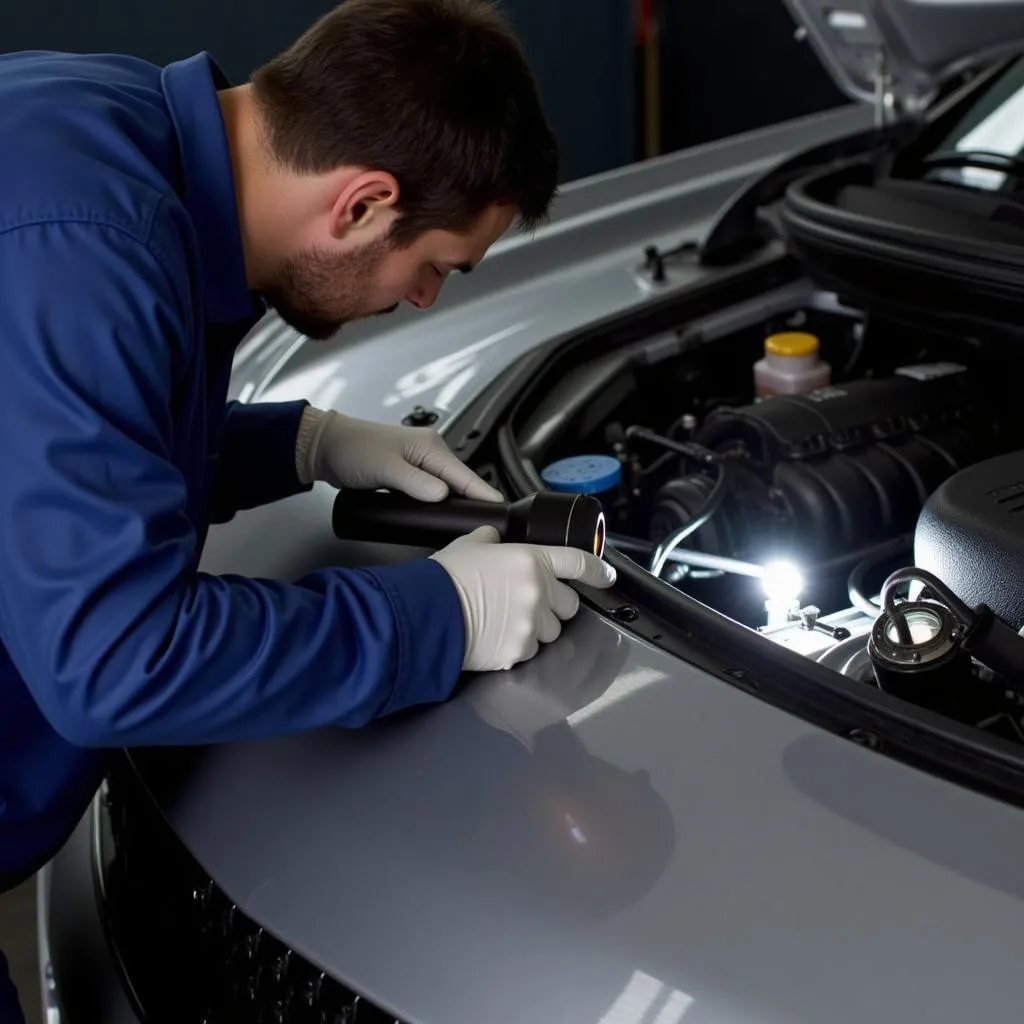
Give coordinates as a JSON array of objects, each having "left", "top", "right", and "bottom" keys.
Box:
[{"left": 329, "top": 170, "right": 399, "bottom": 238}]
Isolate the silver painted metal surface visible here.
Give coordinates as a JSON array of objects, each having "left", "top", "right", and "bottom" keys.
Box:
[
  {"left": 137, "top": 612, "right": 1024, "bottom": 1024},
  {"left": 44, "top": 101, "right": 1024, "bottom": 1024}
]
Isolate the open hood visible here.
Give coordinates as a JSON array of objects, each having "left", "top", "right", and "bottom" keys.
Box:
[{"left": 782, "top": 0, "right": 1024, "bottom": 120}]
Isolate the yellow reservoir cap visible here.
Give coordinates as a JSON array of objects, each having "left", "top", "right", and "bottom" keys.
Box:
[{"left": 765, "top": 331, "right": 819, "bottom": 358}]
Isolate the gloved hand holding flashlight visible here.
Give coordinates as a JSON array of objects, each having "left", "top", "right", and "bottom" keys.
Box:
[
  {"left": 311, "top": 409, "right": 618, "bottom": 673},
  {"left": 430, "top": 526, "right": 616, "bottom": 672}
]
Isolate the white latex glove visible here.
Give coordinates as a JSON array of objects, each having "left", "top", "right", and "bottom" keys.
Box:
[
  {"left": 296, "top": 408, "right": 503, "bottom": 502},
  {"left": 430, "top": 526, "right": 617, "bottom": 672}
]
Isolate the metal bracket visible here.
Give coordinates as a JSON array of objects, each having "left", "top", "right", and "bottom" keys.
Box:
[{"left": 873, "top": 49, "right": 902, "bottom": 127}]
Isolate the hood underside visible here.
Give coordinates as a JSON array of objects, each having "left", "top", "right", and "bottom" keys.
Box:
[{"left": 783, "top": 0, "right": 1024, "bottom": 117}]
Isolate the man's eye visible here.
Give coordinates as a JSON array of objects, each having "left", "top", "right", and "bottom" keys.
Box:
[{"left": 431, "top": 265, "right": 445, "bottom": 278}]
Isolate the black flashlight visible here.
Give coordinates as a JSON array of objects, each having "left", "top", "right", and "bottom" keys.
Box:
[{"left": 331, "top": 489, "right": 606, "bottom": 557}]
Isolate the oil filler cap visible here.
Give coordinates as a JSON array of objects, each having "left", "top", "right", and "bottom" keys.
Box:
[{"left": 541, "top": 454, "right": 622, "bottom": 495}]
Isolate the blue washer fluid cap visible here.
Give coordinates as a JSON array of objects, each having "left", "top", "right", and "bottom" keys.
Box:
[{"left": 541, "top": 454, "right": 622, "bottom": 495}]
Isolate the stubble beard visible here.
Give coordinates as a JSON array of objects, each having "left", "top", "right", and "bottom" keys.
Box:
[{"left": 263, "top": 234, "right": 397, "bottom": 341}]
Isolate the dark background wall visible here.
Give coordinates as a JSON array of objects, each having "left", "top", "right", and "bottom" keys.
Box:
[
  {"left": 0, "top": 0, "right": 846, "bottom": 182},
  {"left": 0, "top": 0, "right": 637, "bottom": 183},
  {"left": 658, "top": 0, "right": 846, "bottom": 152}
]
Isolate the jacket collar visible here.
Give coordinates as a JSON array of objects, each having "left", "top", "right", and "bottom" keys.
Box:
[{"left": 160, "top": 52, "right": 264, "bottom": 327}]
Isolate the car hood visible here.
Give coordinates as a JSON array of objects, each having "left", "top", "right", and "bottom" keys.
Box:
[
  {"left": 783, "top": 0, "right": 1024, "bottom": 116},
  {"left": 133, "top": 600, "right": 1024, "bottom": 1024}
]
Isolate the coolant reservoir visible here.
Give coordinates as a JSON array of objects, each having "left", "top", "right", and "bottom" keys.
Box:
[{"left": 754, "top": 331, "right": 831, "bottom": 398}]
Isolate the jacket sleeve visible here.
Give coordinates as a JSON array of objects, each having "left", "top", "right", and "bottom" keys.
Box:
[
  {"left": 0, "top": 219, "right": 466, "bottom": 748},
  {"left": 207, "top": 399, "right": 313, "bottom": 523}
]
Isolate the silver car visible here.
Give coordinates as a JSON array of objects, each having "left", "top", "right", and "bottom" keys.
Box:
[{"left": 36, "top": 3, "right": 1024, "bottom": 1022}]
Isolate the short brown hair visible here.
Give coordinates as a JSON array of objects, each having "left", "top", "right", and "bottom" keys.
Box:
[{"left": 250, "top": 0, "right": 559, "bottom": 245}]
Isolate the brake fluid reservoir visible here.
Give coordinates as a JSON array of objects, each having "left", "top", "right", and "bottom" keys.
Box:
[{"left": 754, "top": 331, "right": 831, "bottom": 398}]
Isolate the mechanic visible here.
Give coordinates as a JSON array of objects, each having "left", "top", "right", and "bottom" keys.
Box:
[{"left": 0, "top": 0, "right": 616, "bottom": 1015}]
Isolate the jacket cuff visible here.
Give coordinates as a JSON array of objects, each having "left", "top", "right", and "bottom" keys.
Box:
[
  {"left": 210, "top": 399, "right": 314, "bottom": 523},
  {"left": 294, "top": 406, "right": 332, "bottom": 485},
  {"left": 360, "top": 558, "right": 467, "bottom": 715}
]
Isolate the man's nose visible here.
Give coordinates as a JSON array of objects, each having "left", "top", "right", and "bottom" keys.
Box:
[{"left": 406, "top": 278, "right": 442, "bottom": 310}]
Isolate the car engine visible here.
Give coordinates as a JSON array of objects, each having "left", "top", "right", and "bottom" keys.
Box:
[
  {"left": 644, "top": 363, "right": 998, "bottom": 575},
  {"left": 521, "top": 288, "right": 1024, "bottom": 740}
]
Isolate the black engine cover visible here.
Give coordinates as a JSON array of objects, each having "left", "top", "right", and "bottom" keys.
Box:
[
  {"left": 650, "top": 363, "right": 1008, "bottom": 565},
  {"left": 915, "top": 450, "right": 1024, "bottom": 631}
]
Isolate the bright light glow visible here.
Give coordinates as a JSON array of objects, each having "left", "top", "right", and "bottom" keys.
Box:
[
  {"left": 761, "top": 560, "right": 805, "bottom": 629},
  {"left": 761, "top": 560, "right": 805, "bottom": 603}
]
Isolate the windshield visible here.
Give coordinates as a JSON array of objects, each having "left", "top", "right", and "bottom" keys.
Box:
[{"left": 926, "top": 58, "right": 1024, "bottom": 191}]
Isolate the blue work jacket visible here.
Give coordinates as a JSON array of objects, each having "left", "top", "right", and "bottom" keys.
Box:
[{"left": 0, "top": 49, "right": 466, "bottom": 881}]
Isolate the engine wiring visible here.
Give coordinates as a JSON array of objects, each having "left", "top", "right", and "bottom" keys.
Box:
[
  {"left": 846, "top": 536, "right": 914, "bottom": 619},
  {"left": 608, "top": 534, "right": 762, "bottom": 578},
  {"left": 620, "top": 425, "right": 732, "bottom": 579},
  {"left": 649, "top": 462, "right": 729, "bottom": 578}
]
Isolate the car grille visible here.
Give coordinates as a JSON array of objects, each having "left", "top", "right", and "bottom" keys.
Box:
[{"left": 100, "top": 756, "right": 406, "bottom": 1024}]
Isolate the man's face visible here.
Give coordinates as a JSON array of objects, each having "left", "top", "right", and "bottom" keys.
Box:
[{"left": 262, "top": 203, "right": 515, "bottom": 341}]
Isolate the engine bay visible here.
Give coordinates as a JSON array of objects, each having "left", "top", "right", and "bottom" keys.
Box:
[{"left": 508, "top": 281, "right": 1024, "bottom": 745}]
